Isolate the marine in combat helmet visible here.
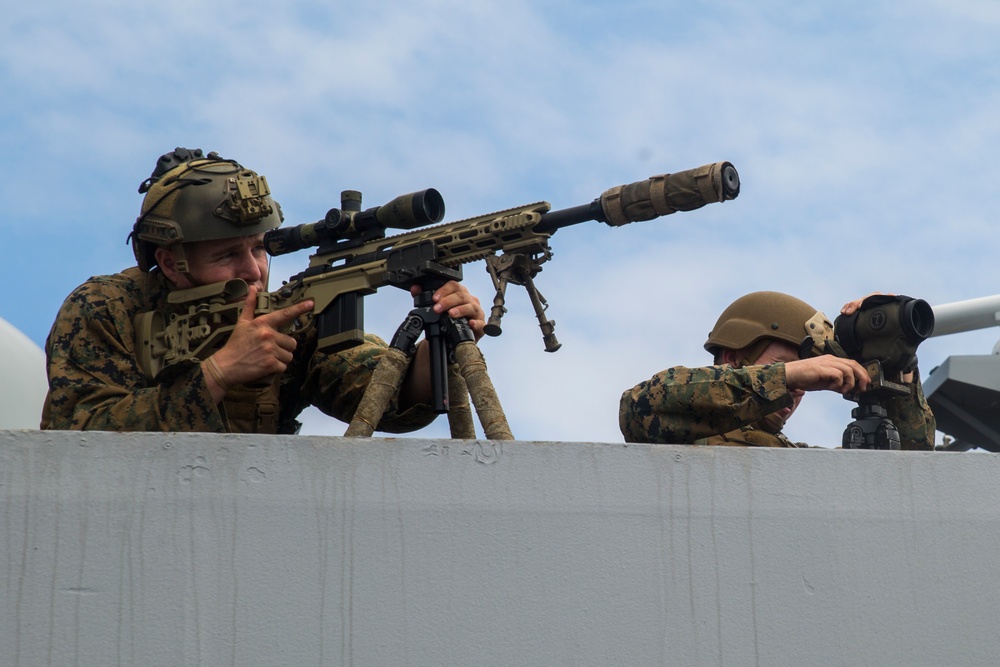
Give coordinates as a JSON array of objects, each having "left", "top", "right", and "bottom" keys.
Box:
[
  {"left": 619, "top": 291, "right": 935, "bottom": 448},
  {"left": 41, "top": 148, "right": 485, "bottom": 433}
]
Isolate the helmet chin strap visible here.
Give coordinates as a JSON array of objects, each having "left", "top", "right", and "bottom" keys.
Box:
[
  {"left": 155, "top": 244, "right": 202, "bottom": 288},
  {"left": 168, "top": 244, "right": 202, "bottom": 287}
]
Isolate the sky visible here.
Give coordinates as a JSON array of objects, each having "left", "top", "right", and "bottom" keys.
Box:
[{"left": 3, "top": 0, "right": 1000, "bottom": 446}]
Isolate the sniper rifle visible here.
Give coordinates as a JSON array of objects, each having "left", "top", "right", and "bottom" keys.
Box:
[{"left": 136, "top": 161, "right": 740, "bottom": 383}]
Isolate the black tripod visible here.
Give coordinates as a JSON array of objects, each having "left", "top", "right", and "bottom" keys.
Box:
[
  {"left": 343, "top": 260, "right": 513, "bottom": 441},
  {"left": 842, "top": 361, "right": 907, "bottom": 450},
  {"left": 842, "top": 391, "right": 901, "bottom": 450}
]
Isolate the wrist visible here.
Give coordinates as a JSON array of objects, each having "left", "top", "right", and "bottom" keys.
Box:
[{"left": 203, "top": 355, "right": 233, "bottom": 393}]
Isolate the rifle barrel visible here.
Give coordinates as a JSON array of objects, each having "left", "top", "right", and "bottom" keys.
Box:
[{"left": 534, "top": 201, "right": 605, "bottom": 234}]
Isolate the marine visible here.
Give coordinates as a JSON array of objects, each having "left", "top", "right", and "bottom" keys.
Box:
[
  {"left": 41, "top": 148, "right": 485, "bottom": 434},
  {"left": 619, "top": 291, "right": 936, "bottom": 448}
]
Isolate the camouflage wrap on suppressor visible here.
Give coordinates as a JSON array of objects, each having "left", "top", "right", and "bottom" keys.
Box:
[
  {"left": 618, "top": 363, "right": 935, "bottom": 449},
  {"left": 41, "top": 267, "right": 436, "bottom": 433},
  {"left": 600, "top": 162, "right": 737, "bottom": 227}
]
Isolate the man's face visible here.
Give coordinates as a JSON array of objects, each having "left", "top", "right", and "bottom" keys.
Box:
[
  {"left": 754, "top": 340, "right": 806, "bottom": 422},
  {"left": 159, "top": 234, "right": 269, "bottom": 291}
]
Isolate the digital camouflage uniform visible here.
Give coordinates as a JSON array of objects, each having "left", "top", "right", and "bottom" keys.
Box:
[
  {"left": 41, "top": 267, "right": 436, "bottom": 434},
  {"left": 619, "top": 362, "right": 936, "bottom": 449}
]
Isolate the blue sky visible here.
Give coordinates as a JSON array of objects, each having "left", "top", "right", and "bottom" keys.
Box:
[{"left": 4, "top": 0, "right": 1000, "bottom": 444}]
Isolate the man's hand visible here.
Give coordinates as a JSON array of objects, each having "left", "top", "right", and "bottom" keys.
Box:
[
  {"left": 410, "top": 280, "right": 486, "bottom": 341},
  {"left": 784, "top": 355, "right": 871, "bottom": 396},
  {"left": 398, "top": 281, "right": 485, "bottom": 408},
  {"left": 840, "top": 292, "right": 884, "bottom": 317},
  {"left": 202, "top": 286, "right": 313, "bottom": 399}
]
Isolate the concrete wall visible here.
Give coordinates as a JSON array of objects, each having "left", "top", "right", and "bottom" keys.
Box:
[{"left": 3, "top": 430, "right": 999, "bottom": 666}]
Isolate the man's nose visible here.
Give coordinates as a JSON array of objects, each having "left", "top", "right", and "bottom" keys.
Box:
[{"left": 237, "top": 252, "right": 263, "bottom": 282}]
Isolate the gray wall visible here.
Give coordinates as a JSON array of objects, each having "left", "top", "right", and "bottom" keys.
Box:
[{"left": 3, "top": 430, "right": 998, "bottom": 666}]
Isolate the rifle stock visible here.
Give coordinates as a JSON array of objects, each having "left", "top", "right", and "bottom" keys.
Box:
[{"left": 134, "top": 162, "right": 739, "bottom": 379}]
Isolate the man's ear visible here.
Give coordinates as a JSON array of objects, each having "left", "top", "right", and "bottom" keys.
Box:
[
  {"left": 720, "top": 348, "right": 741, "bottom": 367},
  {"left": 154, "top": 246, "right": 181, "bottom": 283}
]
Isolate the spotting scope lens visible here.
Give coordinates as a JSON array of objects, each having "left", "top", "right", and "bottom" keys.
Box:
[{"left": 901, "top": 298, "right": 935, "bottom": 341}]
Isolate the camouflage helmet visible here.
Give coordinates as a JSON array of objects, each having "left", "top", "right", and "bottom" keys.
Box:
[
  {"left": 704, "top": 291, "right": 833, "bottom": 363},
  {"left": 130, "top": 148, "right": 282, "bottom": 271}
]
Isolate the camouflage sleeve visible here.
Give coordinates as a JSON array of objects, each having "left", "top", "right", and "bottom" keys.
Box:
[
  {"left": 41, "top": 283, "right": 226, "bottom": 432},
  {"left": 298, "top": 333, "right": 438, "bottom": 434},
  {"left": 883, "top": 368, "right": 937, "bottom": 450},
  {"left": 619, "top": 364, "right": 793, "bottom": 444}
]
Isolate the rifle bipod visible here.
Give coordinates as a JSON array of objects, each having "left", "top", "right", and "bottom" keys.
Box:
[{"left": 344, "top": 290, "right": 514, "bottom": 440}]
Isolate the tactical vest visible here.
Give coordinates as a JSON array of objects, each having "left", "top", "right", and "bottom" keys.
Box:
[{"left": 218, "top": 380, "right": 282, "bottom": 434}]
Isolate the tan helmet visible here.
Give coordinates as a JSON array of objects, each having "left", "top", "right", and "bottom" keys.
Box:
[
  {"left": 704, "top": 291, "right": 833, "bottom": 363},
  {"left": 130, "top": 148, "right": 283, "bottom": 271}
]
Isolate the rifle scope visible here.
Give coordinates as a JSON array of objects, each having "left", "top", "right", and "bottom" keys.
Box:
[{"left": 264, "top": 188, "right": 445, "bottom": 256}]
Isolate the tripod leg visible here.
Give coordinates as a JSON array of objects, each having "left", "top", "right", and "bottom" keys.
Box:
[
  {"left": 446, "top": 363, "right": 476, "bottom": 439},
  {"left": 345, "top": 347, "right": 411, "bottom": 437},
  {"left": 453, "top": 340, "right": 514, "bottom": 440}
]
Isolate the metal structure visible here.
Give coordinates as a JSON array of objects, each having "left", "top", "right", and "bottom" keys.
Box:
[
  {"left": 0, "top": 316, "right": 46, "bottom": 429},
  {"left": 925, "top": 295, "right": 1000, "bottom": 451}
]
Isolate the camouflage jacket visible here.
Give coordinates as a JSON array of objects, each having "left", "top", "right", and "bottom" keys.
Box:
[
  {"left": 41, "top": 267, "right": 437, "bottom": 434},
  {"left": 618, "top": 363, "right": 936, "bottom": 449}
]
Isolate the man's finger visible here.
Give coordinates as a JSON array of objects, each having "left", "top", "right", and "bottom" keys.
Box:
[
  {"left": 238, "top": 286, "right": 258, "bottom": 322},
  {"left": 259, "top": 300, "right": 314, "bottom": 329}
]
